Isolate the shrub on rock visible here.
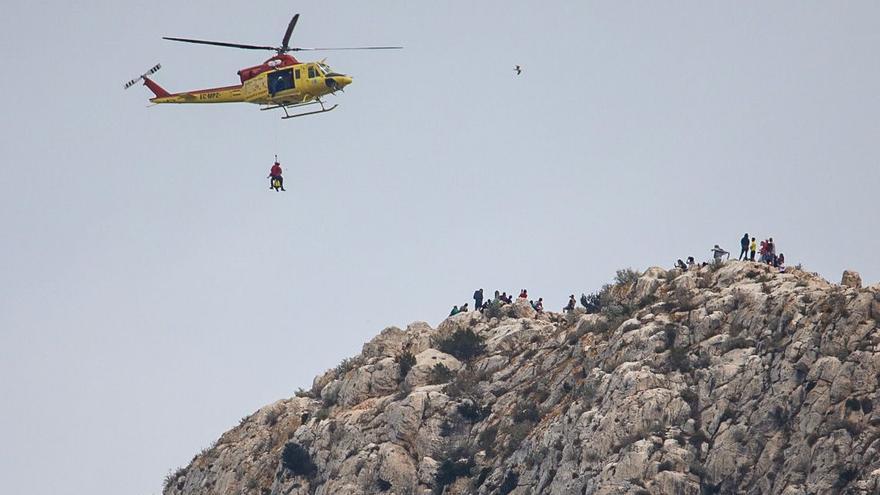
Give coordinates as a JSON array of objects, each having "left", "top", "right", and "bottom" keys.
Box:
[
  {"left": 436, "top": 329, "right": 486, "bottom": 361},
  {"left": 281, "top": 442, "right": 316, "bottom": 477}
]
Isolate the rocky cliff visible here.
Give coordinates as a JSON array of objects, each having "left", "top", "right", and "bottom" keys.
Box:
[{"left": 162, "top": 262, "right": 880, "bottom": 495}]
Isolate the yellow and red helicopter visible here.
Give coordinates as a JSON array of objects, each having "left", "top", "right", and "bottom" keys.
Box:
[{"left": 125, "top": 14, "right": 401, "bottom": 119}]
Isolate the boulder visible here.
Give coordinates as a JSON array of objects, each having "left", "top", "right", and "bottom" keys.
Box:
[
  {"left": 376, "top": 443, "right": 417, "bottom": 492},
  {"left": 404, "top": 349, "right": 462, "bottom": 388},
  {"left": 841, "top": 270, "right": 862, "bottom": 289},
  {"left": 511, "top": 298, "right": 537, "bottom": 319},
  {"left": 362, "top": 326, "right": 407, "bottom": 359},
  {"left": 872, "top": 292, "right": 880, "bottom": 321},
  {"left": 404, "top": 321, "right": 435, "bottom": 355},
  {"left": 633, "top": 267, "right": 666, "bottom": 301}
]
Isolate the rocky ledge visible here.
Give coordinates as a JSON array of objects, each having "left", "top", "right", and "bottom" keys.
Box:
[{"left": 163, "top": 262, "right": 880, "bottom": 495}]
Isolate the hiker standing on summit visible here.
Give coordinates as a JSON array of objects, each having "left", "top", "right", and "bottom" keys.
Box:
[
  {"left": 473, "top": 289, "right": 484, "bottom": 310},
  {"left": 739, "top": 233, "right": 750, "bottom": 260}
]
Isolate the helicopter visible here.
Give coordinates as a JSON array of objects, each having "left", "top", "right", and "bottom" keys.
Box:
[{"left": 124, "top": 14, "right": 401, "bottom": 119}]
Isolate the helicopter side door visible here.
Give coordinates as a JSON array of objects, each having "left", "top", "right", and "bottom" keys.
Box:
[
  {"left": 267, "top": 68, "right": 295, "bottom": 97},
  {"left": 306, "top": 64, "right": 321, "bottom": 93}
]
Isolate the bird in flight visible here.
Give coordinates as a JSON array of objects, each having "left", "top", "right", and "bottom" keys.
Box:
[{"left": 513, "top": 65, "right": 522, "bottom": 75}]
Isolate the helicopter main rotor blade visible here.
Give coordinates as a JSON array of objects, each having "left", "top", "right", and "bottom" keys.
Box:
[
  {"left": 163, "top": 37, "right": 277, "bottom": 51},
  {"left": 280, "top": 14, "right": 299, "bottom": 52},
  {"left": 291, "top": 46, "right": 403, "bottom": 51}
]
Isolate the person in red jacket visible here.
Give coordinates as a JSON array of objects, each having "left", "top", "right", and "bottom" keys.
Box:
[{"left": 268, "top": 159, "right": 286, "bottom": 191}]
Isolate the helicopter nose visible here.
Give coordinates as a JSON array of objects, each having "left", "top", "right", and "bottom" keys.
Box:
[{"left": 325, "top": 75, "right": 352, "bottom": 92}]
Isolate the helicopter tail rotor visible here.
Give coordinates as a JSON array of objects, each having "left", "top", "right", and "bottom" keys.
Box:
[{"left": 124, "top": 63, "right": 161, "bottom": 90}]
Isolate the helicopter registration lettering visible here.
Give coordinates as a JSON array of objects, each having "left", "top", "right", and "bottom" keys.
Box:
[{"left": 199, "top": 92, "right": 221, "bottom": 100}]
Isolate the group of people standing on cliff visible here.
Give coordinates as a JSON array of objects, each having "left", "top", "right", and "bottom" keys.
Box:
[
  {"left": 676, "top": 232, "right": 786, "bottom": 272},
  {"left": 453, "top": 232, "right": 792, "bottom": 318},
  {"left": 451, "top": 288, "right": 549, "bottom": 317},
  {"left": 736, "top": 233, "right": 785, "bottom": 268},
  {"left": 450, "top": 290, "right": 586, "bottom": 318}
]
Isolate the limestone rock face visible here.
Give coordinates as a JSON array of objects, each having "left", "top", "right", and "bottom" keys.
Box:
[
  {"left": 163, "top": 263, "right": 880, "bottom": 495},
  {"left": 404, "top": 349, "right": 462, "bottom": 388},
  {"left": 842, "top": 270, "right": 863, "bottom": 289}
]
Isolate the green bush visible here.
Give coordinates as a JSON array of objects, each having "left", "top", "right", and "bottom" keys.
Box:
[
  {"left": 281, "top": 442, "right": 316, "bottom": 477},
  {"left": 334, "top": 356, "right": 364, "bottom": 377},
  {"left": 689, "top": 430, "right": 708, "bottom": 447},
  {"left": 484, "top": 299, "right": 505, "bottom": 319},
  {"left": 436, "top": 329, "right": 486, "bottom": 361},
  {"left": 434, "top": 449, "right": 475, "bottom": 494},
  {"left": 668, "top": 347, "right": 691, "bottom": 372},
  {"left": 578, "top": 381, "right": 596, "bottom": 405},
  {"left": 582, "top": 292, "right": 602, "bottom": 313},
  {"left": 506, "top": 422, "right": 533, "bottom": 453},
  {"left": 396, "top": 351, "right": 416, "bottom": 381},
  {"left": 263, "top": 406, "right": 282, "bottom": 426},
  {"left": 313, "top": 407, "right": 330, "bottom": 422},
  {"left": 834, "top": 467, "right": 858, "bottom": 489},
  {"left": 457, "top": 400, "right": 488, "bottom": 422},
  {"left": 499, "top": 470, "right": 519, "bottom": 495},
  {"left": 163, "top": 467, "right": 186, "bottom": 491},
  {"left": 615, "top": 268, "right": 642, "bottom": 286},
  {"left": 445, "top": 368, "right": 484, "bottom": 399},
  {"left": 478, "top": 425, "right": 499, "bottom": 456},
  {"left": 663, "top": 325, "right": 678, "bottom": 350},
  {"left": 428, "top": 363, "right": 455, "bottom": 384}
]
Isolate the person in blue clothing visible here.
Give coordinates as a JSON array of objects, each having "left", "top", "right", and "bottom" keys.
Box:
[
  {"left": 473, "top": 289, "right": 484, "bottom": 310},
  {"left": 739, "top": 233, "right": 750, "bottom": 260}
]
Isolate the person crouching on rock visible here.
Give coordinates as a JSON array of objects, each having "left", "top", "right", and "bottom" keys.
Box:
[{"left": 564, "top": 295, "right": 576, "bottom": 312}]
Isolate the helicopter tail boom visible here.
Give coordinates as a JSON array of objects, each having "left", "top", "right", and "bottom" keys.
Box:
[
  {"left": 142, "top": 76, "right": 171, "bottom": 99},
  {"left": 148, "top": 84, "right": 245, "bottom": 104}
]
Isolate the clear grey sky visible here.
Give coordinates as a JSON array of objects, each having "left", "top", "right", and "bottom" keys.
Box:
[{"left": 1, "top": 2, "right": 877, "bottom": 494}]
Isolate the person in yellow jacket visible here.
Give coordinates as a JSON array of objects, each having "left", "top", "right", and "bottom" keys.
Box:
[{"left": 749, "top": 237, "right": 757, "bottom": 261}]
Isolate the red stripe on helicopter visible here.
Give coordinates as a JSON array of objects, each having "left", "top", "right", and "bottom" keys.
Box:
[{"left": 170, "top": 84, "right": 242, "bottom": 96}]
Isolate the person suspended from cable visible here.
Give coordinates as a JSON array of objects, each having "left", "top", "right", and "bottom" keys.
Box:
[{"left": 268, "top": 155, "right": 286, "bottom": 192}]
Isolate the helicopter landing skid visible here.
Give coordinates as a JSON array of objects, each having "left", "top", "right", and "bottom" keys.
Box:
[{"left": 262, "top": 100, "right": 338, "bottom": 119}]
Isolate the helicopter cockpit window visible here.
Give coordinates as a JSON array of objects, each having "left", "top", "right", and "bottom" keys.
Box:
[
  {"left": 318, "top": 63, "right": 332, "bottom": 75},
  {"left": 307, "top": 66, "right": 317, "bottom": 79},
  {"left": 268, "top": 69, "right": 295, "bottom": 96}
]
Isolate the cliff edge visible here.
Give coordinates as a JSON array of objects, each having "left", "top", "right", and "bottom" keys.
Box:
[{"left": 162, "top": 262, "right": 880, "bottom": 494}]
